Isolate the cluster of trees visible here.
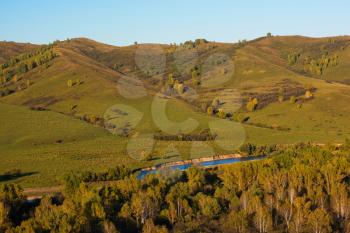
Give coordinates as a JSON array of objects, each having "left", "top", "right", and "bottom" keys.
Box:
[
  {"left": 154, "top": 130, "right": 216, "bottom": 141},
  {"left": 206, "top": 98, "right": 232, "bottom": 119},
  {"left": 165, "top": 73, "right": 186, "bottom": 95},
  {"left": 79, "top": 114, "right": 104, "bottom": 127},
  {"left": 1, "top": 144, "right": 349, "bottom": 233},
  {"left": 287, "top": 53, "right": 301, "bottom": 66},
  {"left": 303, "top": 54, "right": 339, "bottom": 76},
  {"left": 181, "top": 39, "right": 208, "bottom": 49},
  {"left": 0, "top": 46, "right": 57, "bottom": 84},
  {"left": 201, "top": 99, "right": 249, "bottom": 123}
]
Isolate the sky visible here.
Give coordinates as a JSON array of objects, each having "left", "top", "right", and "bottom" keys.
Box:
[{"left": 0, "top": 0, "right": 349, "bottom": 46}]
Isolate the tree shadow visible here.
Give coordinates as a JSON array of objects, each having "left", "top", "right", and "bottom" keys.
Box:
[{"left": 0, "top": 171, "right": 38, "bottom": 182}]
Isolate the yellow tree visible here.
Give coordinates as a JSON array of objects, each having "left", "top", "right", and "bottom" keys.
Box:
[
  {"left": 308, "top": 208, "right": 332, "bottom": 233},
  {"left": 291, "top": 197, "right": 311, "bottom": 233}
]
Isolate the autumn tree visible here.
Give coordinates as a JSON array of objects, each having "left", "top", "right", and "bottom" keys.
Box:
[{"left": 308, "top": 208, "right": 332, "bottom": 233}]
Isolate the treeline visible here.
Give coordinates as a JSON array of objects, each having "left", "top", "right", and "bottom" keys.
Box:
[
  {"left": 0, "top": 45, "right": 57, "bottom": 84},
  {"left": 154, "top": 130, "right": 216, "bottom": 141},
  {"left": 0, "top": 143, "right": 349, "bottom": 233}
]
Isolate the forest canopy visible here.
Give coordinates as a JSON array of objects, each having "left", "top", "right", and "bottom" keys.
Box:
[{"left": 0, "top": 143, "right": 349, "bottom": 233}]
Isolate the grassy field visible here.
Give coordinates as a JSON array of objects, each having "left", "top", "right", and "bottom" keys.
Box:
[{"left": 1, "top": 36, "right": 350, "bottom": 187}]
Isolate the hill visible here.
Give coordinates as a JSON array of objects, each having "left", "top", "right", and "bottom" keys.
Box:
[
  {"left": 0, "top": 41, "right": 38, "bottom": 63},
  {"left": 1, "top": 35, "right": 350, "bottom": 186}
]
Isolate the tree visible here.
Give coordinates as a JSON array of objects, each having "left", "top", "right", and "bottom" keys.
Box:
[
  {"left": 217, "top": 108, "right": 227, "bottom": 119},
  {"left": 246, "top": 98, "right": 258, "bottom": 112},
  {"left": 308, "top": 208, "right": 332, "bottom": 233},
  {"left": 305, "top": 90, "right": 313, "bottom": 99},
  {"left": 195, "top": 193, "right": 221, "bottom": 218},
  {"left": 207, "top": 106, "right": 214, "bottom": 115},
  {"left": 225, "top": 210, "right": 249, "bottom": 233},
  {"left": 252, "top": 198, "right": 272, "bottom": 233},
  {"left": 292, "top": 197, "right": 311, "bottom": 233},
  {"left": 12, "top": 75, "right": 18, "bottom": 83},
  {"left": 278, "top": 95, "right": 284, "bottom": 103},
  {"left": 63, "top": 172, "right": 82, "bottom": 195},
  {"left": 67, "top": 79, "right": 73, "bottom": 88},
  {"left": 192, "top": 70, "right": 200, "bottom": 86},
  {"left": 0, "top": 201, "right": 8, "bottom": 227},
  {"left": 167, "top": 73, "right": 175, "bottom": 86},
  {"left": 239, "top": 143, "right": 256, "bottom": 155},
  {"left": 266, "top": 32, "right": 272, "bottom": 38},
  {"left": 142, "top": 219, "right": 168, "bottom": 233},
  {"left": 288, "top": 53, "right": 300, "bottom": 66},
  {"left": 290, "top": 96, "right": 297, "bottom": 104},
  {"left": 91, "top": 201, "right": 106, "bottom": 220},
  {"left": 101, "top": 220, "right": 119, "bottom": 233}
]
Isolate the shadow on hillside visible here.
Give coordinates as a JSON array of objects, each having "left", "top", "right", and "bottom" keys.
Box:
[{"left": 0, "top": 171, "right": 38, "bottom": 182}]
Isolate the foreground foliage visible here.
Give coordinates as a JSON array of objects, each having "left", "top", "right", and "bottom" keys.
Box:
[{"left": 0, "top": 144, "right": 349, "bottom": 233}]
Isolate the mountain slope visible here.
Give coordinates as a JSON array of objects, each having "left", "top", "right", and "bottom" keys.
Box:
[
  {"left": 0, "top": 41, "right": 38, "bottom": 63},
  {"left": 2, "top": 36, "right": 350, "bottom": 186}
]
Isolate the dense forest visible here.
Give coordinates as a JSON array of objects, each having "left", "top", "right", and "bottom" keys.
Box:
[{"left": 0, "top": 143, "right": 349, "bottom": 233}]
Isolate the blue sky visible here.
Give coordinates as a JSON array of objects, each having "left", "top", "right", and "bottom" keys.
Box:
[{"left": 0, "top": 0, "right": 349, "bottom": 45}]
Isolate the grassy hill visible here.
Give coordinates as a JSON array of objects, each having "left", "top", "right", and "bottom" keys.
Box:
[
  {"left": 1, "top": 35, "right": 350, "bottom": 186},
  {"left": 0, "top": 41, "right": 38, "bottom": 63}
]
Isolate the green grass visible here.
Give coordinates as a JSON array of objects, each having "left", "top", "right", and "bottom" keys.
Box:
[{"left": 2, "top": 36, "right": 350, "bottom": 187}]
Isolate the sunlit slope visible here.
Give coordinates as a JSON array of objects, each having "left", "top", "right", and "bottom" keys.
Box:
[{"left": 0, "top": 41, "right": 38, "bottom": 63}]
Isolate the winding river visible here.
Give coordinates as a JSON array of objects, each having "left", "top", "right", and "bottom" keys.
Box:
[{"left": 137, "top": 155, "right": 265, "bottom": 179}]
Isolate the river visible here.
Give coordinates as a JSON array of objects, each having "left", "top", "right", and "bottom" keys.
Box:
[{"left": 137, "top": 155, "right": 265, "bottom": 179}]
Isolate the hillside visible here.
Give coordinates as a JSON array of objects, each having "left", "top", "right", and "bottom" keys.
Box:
[
  {"left": 0, "top": 41, "right": 38, "bottom": 63},
  {"left": 1, "top": 35, "right": 350, "bottom": 186}
]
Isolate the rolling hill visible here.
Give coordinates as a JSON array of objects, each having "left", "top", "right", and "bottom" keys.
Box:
[{"left": 1, "top": 35, "right": 350, "bottom": 186}]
